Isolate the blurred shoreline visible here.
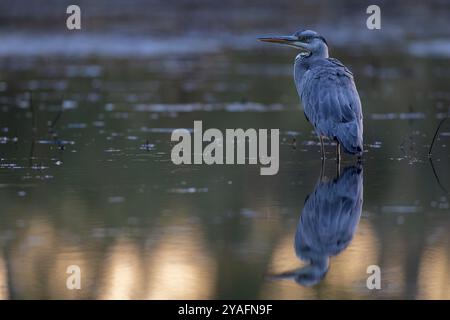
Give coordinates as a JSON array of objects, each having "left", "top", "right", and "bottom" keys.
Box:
[{"left": 1, "top": 0, "right": 450, "bottom": 58}]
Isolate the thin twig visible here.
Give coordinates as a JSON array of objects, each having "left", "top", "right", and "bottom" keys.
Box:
[
  {"left": 29, "top": 91, "right": 37, "bottom": 133},
  {"left": 50, "top": 94, "right": 64, "bottom": 130},
  {"left": 29, "top": 138, "right": 35, "bottom": 168},
  {"left": 428, "top": 117, "right": 449, "bottom": 157},
  {"left": 50, "top": 109, "right": 63, "bottom": 130},
  {"left": 428, "top": 113, "right": 450, "bottom": 195}
]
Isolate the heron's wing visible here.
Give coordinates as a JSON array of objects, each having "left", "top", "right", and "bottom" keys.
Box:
[
  {"left": 326, "top": 58, "right": 353, "bottom": 76},
  {"left": 300, "top": 58, "right": 363, "bottom": 153}
]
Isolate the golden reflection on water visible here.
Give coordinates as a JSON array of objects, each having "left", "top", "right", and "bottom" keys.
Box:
[
  {"left": 98, "top": 216, "right": 216, "bottom": 300},
  {"left": 1, "top": 208, "right": 450, "bottom": 299},
  {"left": 1, "top": 212, "right": 217, "bottom": 299},
  {"left": 144, "top": 218, "right": 216, "bottom": 299},
  {"left": 8, "top": 217, "right": 58, "bottom": 298},
  {"left": 98, "top": 238, "right": 142, "bottom": 299},
  {"left": 418, "top": 243, "right": 450, "bottom": 299},
  {"left": 0, "top": 255, "right": 8, "bottom": 299}
]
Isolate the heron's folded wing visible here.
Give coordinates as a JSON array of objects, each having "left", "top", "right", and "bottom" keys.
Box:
[{"left": 301, "top": 60, "right": 362, "bottom": 138}]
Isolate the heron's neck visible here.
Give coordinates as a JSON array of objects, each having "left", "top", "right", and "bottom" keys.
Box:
[
  {"left": 294, "top": 47, "right": 328, "bottom": 77},
  {"left": 322, "top": 45, "right": 329, "bottom": 58},
  {"left": 295, "top": 46, "right": 329, "bottom": 69},
  {"left": 312, "top": 45, "right": 329, "bottom": 59},
  {"left": 293, "top": 45, "right": 328, "bottom": 96}
]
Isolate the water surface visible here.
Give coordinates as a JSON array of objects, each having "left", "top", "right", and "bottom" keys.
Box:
[{"left": 0, "top": 1, "right": 450, "bottom": 299}]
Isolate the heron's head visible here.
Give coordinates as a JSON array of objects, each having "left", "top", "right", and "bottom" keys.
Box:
[
  {"left": 268, "top": 256, "right": 329, "bottom": 287},
  {"left": 258, "top": 29, "right": 328, "bottom": 58}
]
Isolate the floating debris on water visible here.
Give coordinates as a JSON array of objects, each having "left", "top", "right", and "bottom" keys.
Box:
[
  {"left": 168, "top": 187, "right": 209, "bottom": 194},
  {"left": 33, "top": 175, "right": 54, "bottom": 180},
  {"left": 302, "top": 140, "right": 319, "bottom": 146},
  {"left": 368, "top": 141, "right": 382, "bottom": 148},
  {"left": 67, "top": 123, "right": 87, "bottom": 129},
  {"left": 62, "top": 100, "right": 78, "bottom": 110},
  {"left": 370, "top": 112, "right": 426, "bottom": 120},
  {"left": 381, "top": 205, "right": 423, "bottom": 213},
  {"left": 431, "top": 196, "right": 449, "bottom": 209},
  {"left": 37, "top": 139, "right": 75, "bottom": 145},
  {"left": 92, "top": 120, "right": 105, "bottom": 127},
  {"left": 105, "top": 103, "right": 115, "bottom": 111},
  {"left": 133, "top": 102, "right": 286, "bottom": 113},
  {"left": 104, "top": 148, "right": 121, "bottom": 153},
  {"left": 283, "top": 130, "right": 302, "bottom": 137},
  {"left": 134, "top": 103, "right": 212, "bottom": 113},
  {"left": 0, "top": 163, "right": 22, "bottom": 169},
  {"left": 0, "top": 135, "right": 18, "bottom": 144},
  {"left": 31, "top": 164, "right": 48, "bottom": 170},
  {"left": 140, "top": 127, "right": 193, "bottom": 133},
  {"left": 225, "top": 102, "right": 284, "bottom": 112},
  {"left": 140, "top": 141, "right": 155, "bottom": 150}
]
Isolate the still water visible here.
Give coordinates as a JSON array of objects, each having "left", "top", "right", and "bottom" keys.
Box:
[{"left": 0, "top": 43, "right": 449, "bottom": 299}]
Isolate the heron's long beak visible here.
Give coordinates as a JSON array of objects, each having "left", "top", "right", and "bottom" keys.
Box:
[
  {"left": 266, "top": 269, "right": 300, "bottom": 280},
  {"left": 258, "top": 35, "right": 297, "bottom": 44},
  {"left": 258, "top": 35, "right": 307, "bottom": 50}
]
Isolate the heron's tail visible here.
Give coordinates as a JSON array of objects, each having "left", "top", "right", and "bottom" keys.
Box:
[{"left": 335, "top": 121, "right": 363, "bottom": 155}]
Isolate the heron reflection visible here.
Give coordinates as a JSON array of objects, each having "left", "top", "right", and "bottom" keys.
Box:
[{"left": 274, "top": 164, "right": 363, "bottom": 286}]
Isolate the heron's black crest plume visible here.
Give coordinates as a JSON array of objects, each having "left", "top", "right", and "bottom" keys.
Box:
[{"left": 293, "top": 29, "right": 328, "bottom": 46}]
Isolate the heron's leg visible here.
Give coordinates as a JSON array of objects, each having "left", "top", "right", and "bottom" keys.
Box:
[
  {"left": 320, "top": 136, "right": 325, "bottom": 160},
  {"left": 319, "top": 155, "right": 325, "bottom": 183},
  {"left": 336, "top": 141, "right": 341, "bottom": 164},
  {"left": 336, "top": 156, "right": 341, "bottom": 178}
]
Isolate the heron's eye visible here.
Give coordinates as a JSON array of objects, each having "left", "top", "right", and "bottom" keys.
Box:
[{"left": 298, "top": 36, "right": 309, "bottom": 42}]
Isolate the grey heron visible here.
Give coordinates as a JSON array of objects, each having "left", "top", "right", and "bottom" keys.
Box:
[
  {"left": 271, "top": 165, "right": 363, "bottom": 286},
  {"left": 259, "top": 29, "right": 363, "bottom": 161}
]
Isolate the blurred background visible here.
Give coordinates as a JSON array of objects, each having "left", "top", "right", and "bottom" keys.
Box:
[{"left": 0, "top": 0, "right": 449, "bottom": 299}]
